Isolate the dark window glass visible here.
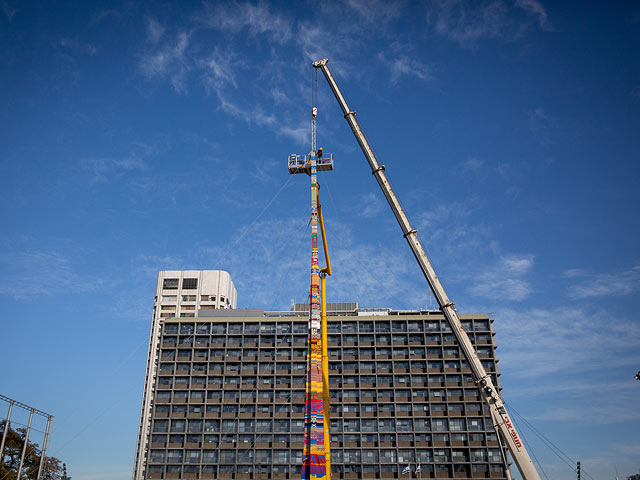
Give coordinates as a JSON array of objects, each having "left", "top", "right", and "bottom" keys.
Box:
[
  {"left": 182, "top": 278, "right": 198, "bottom": 289},
  {"left": 163, "top": 278, "right": 179, "bottom": 289}
]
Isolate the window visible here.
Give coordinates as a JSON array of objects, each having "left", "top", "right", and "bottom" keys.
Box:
[
  {"left": 434, "top": 449, "right": 450, "bottom": 462},
  {"left": 488, "top": 448, "right": 502, "bottom": 462},
  {"left": 359, "top": 321, "right": 374, "bottom": 332},
  {"left": 452, "top": 449, "right": 468, "bottom": 462},
  {"left": 344, "top": 419, "right": 360, "bottom": 432},
  {"left": 471, "top": 448, "right": 487, "bottom": 461},
  {"left": 342, "top": 321, "right": 357, "bottom": 333},
  {"left": 257, "top": 420, "right": 272, "bottom": 433},
  {"left": 171, "top": 419, "right": 186, "bottom": 433},
  {"left": 277, "top": 322, "right": 292, "bottom": 333},
  {"left": 392, "top": 335, "right": 408, "bottom": 344},
  {"left": 379, "top": 419, "right": 395, "bottom": 432},
  {"left": 397, "top": 419, "right": 413, "bottom": 432},
  {"left": 380, "top": 449, "right": 396, "bottom": 462},
  {"left": 182, "top": 278, "right": 197, "bottom": 289},
  {"left": 450, "top": 418, "right": 466, "bottom": 431},
  {"left": 430, "top": 389, "right": 446, "bottom": 398},
  {"left": 153, "top": 420, "right": 168, "bottom": 433},
  {"left": 274, "top": 450, "right": 290, "bottom": 464},
  {"left": 395, "top": 361, "right": 409, "bottom": 371},
  {"left": 185, "top": 449, "right": 200, "bottom": 464},
  {"left": 343, "top": 449, "right": 360, "bottom": 463},
  {"left": 274, "top": 420, "right": 290, "bottom": 432},
  {"left": 156, "top": 391, "right": 171, "bottom": 400},
  {"left": 260, "top": 323, "right": 275, "bottom": 334},
  {"left": 468, "top": 418, "right": 484, "bottom": 430},
  {"left": 220, "top": 449, "right": 236, "bottom": 463},
  {"left": 166, "top": 449, "right": 183, "bottom": 463},
  {"left": 375, "top": 321, "right": 391, "bottom": 332},
  {"left": 163, "top": 278, "right": 179, "bottom": 289},
  {"left": 378, "top": 361, "right": 392, "bottom": 371},
  {"left": 188, "top": 420, "right": 202, "bottom": 433},
  {"left": 416, "top": 449, "right": 433, "bottom": 462},
  {"left": 408, "top": 320, "right": 423, "bottom": 332},
  {"left": 202, "top": 450, "right": 218, "bottom": 463},
  {"left": 362, "top": 449, "right": 378, "bottom": 463},
  {"left": 212, "top": 323, "right": 227, "bottom": 335},
  {"left": 432, "top": 418, "right": 448, "bottom": 431},
  {"left": 397, "top": 449, "right": 414, "bottom": 463}
]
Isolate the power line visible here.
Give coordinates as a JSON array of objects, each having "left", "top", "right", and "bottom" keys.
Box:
[{"left": 505, "top": 402, "right": 597, "bottom": 480}]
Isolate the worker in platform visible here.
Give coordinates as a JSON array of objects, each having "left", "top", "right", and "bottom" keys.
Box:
[{"left": 317, "top": 147, "right": 323, "bottom": 159}]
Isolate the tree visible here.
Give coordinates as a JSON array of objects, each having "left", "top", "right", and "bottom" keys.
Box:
[{"left": 0, "top": 421, "right": 67, "bottom": 480}]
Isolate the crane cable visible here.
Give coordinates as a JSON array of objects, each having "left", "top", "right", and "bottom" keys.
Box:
[{"left": 505, "top": 402, "right": 597, "bottom": 480}]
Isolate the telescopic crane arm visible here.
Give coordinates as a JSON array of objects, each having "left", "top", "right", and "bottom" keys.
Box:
[{"left": 312, "top": 58, "right": 541, "bottom": 480}]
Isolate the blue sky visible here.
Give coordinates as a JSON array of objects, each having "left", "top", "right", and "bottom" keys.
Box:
[{"left": 1, "top": 1, "right": 639, "bottom": 479}]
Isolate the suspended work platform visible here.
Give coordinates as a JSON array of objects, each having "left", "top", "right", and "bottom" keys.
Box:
[{"left": 288, "top": 153, "right": 334, "bottom": 175}]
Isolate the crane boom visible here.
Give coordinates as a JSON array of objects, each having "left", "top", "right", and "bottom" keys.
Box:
[{"left": 312, "top": 58, "right": 541, "bottom": 480}]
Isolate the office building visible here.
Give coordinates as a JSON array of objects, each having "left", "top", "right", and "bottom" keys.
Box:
[{"left": 134, "top": 270, "right": 509, "bottom": 479}]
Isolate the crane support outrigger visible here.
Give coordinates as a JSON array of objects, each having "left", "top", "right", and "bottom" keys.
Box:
[{"left": 312, "top": 58, "right": 541, "bottom": 480}]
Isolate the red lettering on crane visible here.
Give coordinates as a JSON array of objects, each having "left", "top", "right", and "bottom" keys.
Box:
[{"left": 503, "top": 416, "right": 523, "bottom": 449}]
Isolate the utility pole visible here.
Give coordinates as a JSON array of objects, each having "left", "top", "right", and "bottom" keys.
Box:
[{"left": 577, "top": 461, "right": 581, "bottom": 480}]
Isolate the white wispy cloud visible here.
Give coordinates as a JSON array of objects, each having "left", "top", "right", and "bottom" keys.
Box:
[
  {"left": 297, "top": 22, "right": 331, "bottom": 62},
  {"left": 468, "top": 254, "right": 534, "bottom": 301},
  {"left": 463, "top": 157, "right": 485, "bottom": 171},
  {"left": 527, "top": 105, "right": 557, "bottom": 144},
  {"left": 1, "top": 0, "right": 17, "bottom": 20},
  {"left": 345, "top": 0, "right": 404, "bottom": 24},
  {"left": 138, "top": 30, "right": 191, "bottom": 93},
  {"left": 278, "top": 124, "right": 309, "bottom": 146},
  {"left": 496, "top": 305, "right": 640, "bottom": 378},
  {"left": 428, "top": 0, "right": 511, "bottom": 47},
  {"left": 201, "top": 47, "right": 240, "bottom": 93},
  {"left": 58, "top": 38, "right": 97, "bottom": 55},
  {"left": 0, "top": 249, "right": 100, "bottom": 300},
  {"left": 80, "top": 154, "right": 147, "bottom": 183},
  {"left": 564, "top": 265, "right": 640, "bottom": 299},
  {"left": 198, "top": 1, "right": 292, "bottom": 43},
  {"left": 414, "top": 199, "right": 490, "bottom": 259},
  {"left": 428, "top": 0, "right": 550, "bottom": 47},
  {"left": 145, "top": 17, "right": 165, "bottom": 45},
  {"left": 198, "top": 214, "right": 427, "bottom": 311},
  {"left": 511, "top": 380, "right": 640, "bottom": 425},
  {"left": 217, "top": 93, "right": 276, "bottom": 127},
  {"left": 355, "top": 192, "right": 384, "bottom": 218},
  {"left": 515, "top": 0, "right": 552, "bottom": 31},
  {"left": 377, "top": 52, "right": 432, "bottom": 84}
]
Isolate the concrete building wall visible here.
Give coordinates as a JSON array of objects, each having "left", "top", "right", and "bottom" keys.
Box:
[{"left": 133, "top": 270, "right": 237, "bottom": 480}]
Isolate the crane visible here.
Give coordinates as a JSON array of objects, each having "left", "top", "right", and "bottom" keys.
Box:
[{"left": 312, "top": 58, "right": 542, "bottom": 480}]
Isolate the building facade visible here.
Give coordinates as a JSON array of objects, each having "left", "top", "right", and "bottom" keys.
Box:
[
  {"left": 134, "top": 271, "right": 509, "bottom": 479},
  {"left": 134, "top": 271, "right": 238, "bottom": 480}
]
